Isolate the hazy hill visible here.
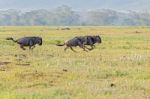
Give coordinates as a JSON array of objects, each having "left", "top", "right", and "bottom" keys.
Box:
[{"left": 0, "top": 5, "right": 150, "bottom": 26}]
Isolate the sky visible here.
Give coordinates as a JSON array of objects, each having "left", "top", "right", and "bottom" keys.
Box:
[{"left": 0, "top": 0, "right": 149, "bottom": 11}]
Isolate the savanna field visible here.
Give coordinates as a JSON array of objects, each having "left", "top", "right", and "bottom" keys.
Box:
[{"left": 0, "top": 26, "right": 149, "bottom": 99}]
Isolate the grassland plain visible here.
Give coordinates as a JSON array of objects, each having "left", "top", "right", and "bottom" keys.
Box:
[{"left": 0, "top": 26, "right": 149, "bottom": 99}]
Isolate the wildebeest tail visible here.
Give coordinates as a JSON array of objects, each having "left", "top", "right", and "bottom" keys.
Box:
[
  {"left": 56, "top": 43, "right": 65, "bottom": 46},
  {"left": 55, "top": 40, "right": 66, "bottom": 46},
  {"left": 6, "top": 37, "right": 17, "bottom": 43}
]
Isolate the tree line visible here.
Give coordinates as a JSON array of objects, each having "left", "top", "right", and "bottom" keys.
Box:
[{"left": 0, "top": 5, "right": 150, "bottom": 26}]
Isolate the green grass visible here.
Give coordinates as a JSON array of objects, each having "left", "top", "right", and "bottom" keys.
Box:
[{"left": 0, "top": 26, "right": 149, "bottom": 99}]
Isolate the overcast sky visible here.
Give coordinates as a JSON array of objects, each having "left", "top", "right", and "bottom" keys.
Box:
[{"left": 0, "top": 0, "right": 149, "bottom": 11}]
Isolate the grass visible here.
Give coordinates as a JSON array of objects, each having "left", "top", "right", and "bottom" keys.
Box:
[{"left": 0, "top": 26, "right": 149, "bottom": 99}]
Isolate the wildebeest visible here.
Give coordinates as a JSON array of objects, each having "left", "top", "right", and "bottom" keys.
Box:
[
  {"left": 56, "top": 35, "right": 102, "bottom": 52},
  {"left": 6, "top": 37, "right": 42, "bottom": 50}
]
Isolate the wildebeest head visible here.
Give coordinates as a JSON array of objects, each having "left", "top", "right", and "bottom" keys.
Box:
[
  {"left": 36, "top": 37, "right": 42, "bottom": 45},
  {"left": 94, "top": 35, "right": 102, "bottom": 43}
]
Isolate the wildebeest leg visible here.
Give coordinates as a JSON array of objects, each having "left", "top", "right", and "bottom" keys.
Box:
[
  {"left": 29, "top": 46, "right": 32, "bottom": 50},
  {"left": 70, "top": 47, "right": 77, "bottom": 52},
  {"left": 32, "top": 45, "right": 36, "bottom": 49},
  {"left": 29, "top": 45, "right": 35, "bottom": 50},
  {"left": 84, "top": 45, "right": 92, "bottom": 50},
  {"left": 64, "top": 46, "right": 69, "bottom": 52},
  {"left": 89, "top": 45, "right": 95, "bottom": 50},
  {"left": 85, "top": 45, "right": 95, "bottom": 51},
  {"left": 20, "top": 45, "right": 26, "bottom": 50},
  {"left": 79, "top": 44, "right": 88, "bottom": 52}
]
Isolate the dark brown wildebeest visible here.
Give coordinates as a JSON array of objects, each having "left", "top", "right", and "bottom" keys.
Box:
[
  {"left": 56, "top": 35, "right": 102, "bottom": 52},
  {"left": 6, "top": 37, "right": 42, "bottom": 50}
]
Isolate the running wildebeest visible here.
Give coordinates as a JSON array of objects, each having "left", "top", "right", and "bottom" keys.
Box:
[
  {"left": 6, "top": 37, "right": 42, "bottom": 50},
  {"left": 56, "top": 35, "right": 102, "bottom": 52}
]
